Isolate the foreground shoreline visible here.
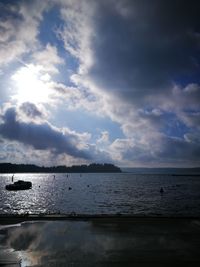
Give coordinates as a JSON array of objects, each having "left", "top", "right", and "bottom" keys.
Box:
[
  {"left": 0, "top": 213, "right": 200, "bottom": 224},
  {"left": 0, "top": 216, "right": 200, "bottom": 266}
]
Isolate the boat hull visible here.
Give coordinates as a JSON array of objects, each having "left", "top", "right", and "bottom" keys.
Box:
[{"left": 5, "top": 181, "right": 32, "bottom": 191}]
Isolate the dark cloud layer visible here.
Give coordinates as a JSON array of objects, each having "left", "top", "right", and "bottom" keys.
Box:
[
  {"left": 157, "top": 135, "right": 200, "bottom": 161},
  {"left": 110, "top": 132, "right": 200, "bottom": 167},
  {"left": 20, "top": 102, "right": 43, "bottom": 118},
  {"left": 0, "top": 107, "right": 90, "bottom": 159},
  {"left": 90, "top": 0, "right": 200, "bottom": 101}
]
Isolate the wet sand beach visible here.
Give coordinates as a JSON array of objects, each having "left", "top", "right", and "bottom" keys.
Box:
[{"left": 0, "top": 216, "right": 200, "bottom": 266}]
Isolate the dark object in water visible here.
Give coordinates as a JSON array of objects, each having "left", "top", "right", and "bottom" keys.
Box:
[
  {"left": 5, "top": 180, "right": 32, "bottom": 191},
  {"left": 68, "top": 187, "right": 72, "bottom": 190},
  {"left": 160, "top": 187, "right": 164, "bottom": 194}
]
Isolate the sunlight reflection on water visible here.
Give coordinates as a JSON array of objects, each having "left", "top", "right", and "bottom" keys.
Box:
[{"left": 0, "top": 173, "right": 200, "bottom": 216}]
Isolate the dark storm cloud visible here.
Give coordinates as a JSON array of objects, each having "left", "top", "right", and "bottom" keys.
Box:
[
  {"left": 0, "top": 107, "right": 91, "bottom": 159},
  {"left": 19, "top": 102, "right": 43, "bottom": 118},
  {"left": 90, "top": 0, "right": 200, "bottom": 101},
  {"left": 155, "top": 135, "right": 200, "bottom": 163},
  {"left": 110, "top": 133, "right": 200, "bottom": 166},
  {"left": 0, "top": 1, "right": 22, "bottom": 24}
]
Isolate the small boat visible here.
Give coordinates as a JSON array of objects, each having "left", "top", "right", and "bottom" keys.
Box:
[{"left": 5, "top": 180, "right": 32, "bottom": 191}]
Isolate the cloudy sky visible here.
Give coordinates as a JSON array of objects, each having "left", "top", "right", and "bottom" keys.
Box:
[{"left": 0, "top": 0, "right": 200, "bottom": 167}]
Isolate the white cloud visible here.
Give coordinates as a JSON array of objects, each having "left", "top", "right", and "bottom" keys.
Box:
[
  {"left": 57, "top": 0, "right": 95, "bottom": 74},
  {"left": 0, "top": 1, "right": 49, "bottom": 66},
  {"left": 32, "top": 43, "right": 64, "bottom": 74},
  {"left": 97, "top": 131, "right": 110, "bottom": 145}
]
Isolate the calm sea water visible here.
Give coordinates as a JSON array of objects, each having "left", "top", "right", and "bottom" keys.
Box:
[{"left": 0, "top": 172, "right": 200, "bottom": 216}]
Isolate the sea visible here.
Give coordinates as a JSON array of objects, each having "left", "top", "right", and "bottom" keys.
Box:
[{"left": 0, "top": 169, "right": 200, "bottom": 216}]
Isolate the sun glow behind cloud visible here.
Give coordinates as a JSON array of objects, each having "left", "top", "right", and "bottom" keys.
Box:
[{"left": 11, "top": 64, "right": 52, "bottom": 104}]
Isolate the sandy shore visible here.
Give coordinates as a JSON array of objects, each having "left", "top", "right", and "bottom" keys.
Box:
[{"left": 0, "top": 216, "right": 200, "bottom": 266}]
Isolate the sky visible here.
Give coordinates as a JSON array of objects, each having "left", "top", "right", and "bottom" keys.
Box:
[{"left": 0, "top": 0, "right": 200, "bottom": 167}]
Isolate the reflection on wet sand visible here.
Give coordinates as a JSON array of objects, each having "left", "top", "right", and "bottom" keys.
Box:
[{"left": 0, "top": 218, "right": 200, "bottom": 266}]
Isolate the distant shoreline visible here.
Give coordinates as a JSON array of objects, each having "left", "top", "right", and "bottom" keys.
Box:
[{"left": 0, "top": 162, "right": 122, "bottom": 173}]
